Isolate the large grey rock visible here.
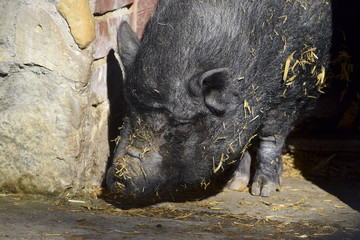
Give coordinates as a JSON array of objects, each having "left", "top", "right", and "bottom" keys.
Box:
[
  {"left": 0, "top": 1, "right": 17, "bottom": 64},
  {"left": 0, "top": 0, "right": 109, "bottom": 194},
  {"left": 14, "top": 0, "right": 91, "bottom": 83},
  {"left": 0, "top": 67, "right": 80, "bottom": 193}
]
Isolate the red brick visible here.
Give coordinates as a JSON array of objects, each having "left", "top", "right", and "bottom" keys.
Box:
[
  {"left": 94, "top": 0, "right": 134, "bottom": 15},
  {"left": 97, "top": 19, "right": 109, "bottom": 38},
  {"left": 91, "top": 0, "right": 159, "bottom": 105},
  {"left": 94, "top": 9, "right": 132, "bottom": 59},
  {"left": 132, "top": 0, "right": 158, "bottom": 39}
]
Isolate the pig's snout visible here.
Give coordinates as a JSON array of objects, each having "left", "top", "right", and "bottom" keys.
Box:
[
  {"left": 106, "top": 153, "right": 146, "bottom": 197},
  {"left": 106, "top": 147, "right": 164, "bottom": 198}
]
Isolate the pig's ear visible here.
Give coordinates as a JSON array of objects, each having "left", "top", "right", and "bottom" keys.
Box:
[
  {"left": 117, "top": 21, "right": 140, "bottom": 69},
  {"left": 199, "top": 68, "right": 230, "bottom": 115}
]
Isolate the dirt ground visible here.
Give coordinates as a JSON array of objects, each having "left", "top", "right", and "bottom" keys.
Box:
[{"left": 1, "top": 156, "right": 359, "bottom": 240}]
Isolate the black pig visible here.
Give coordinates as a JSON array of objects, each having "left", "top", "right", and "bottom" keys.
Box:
[{"left": 107, "top": 0, "right": 332, "bottom": 199}]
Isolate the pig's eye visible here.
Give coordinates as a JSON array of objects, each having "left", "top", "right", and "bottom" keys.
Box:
[
  {"left": 149, "top": 102, "right": 164, "bottom": 109},
  {"left": 167, "top": 119, "right": 193, "bottom": 133},
  {"left": 127, "top": 92, "right": 164, "bottom": 112},
  {"left": 172, "top": 119, "right": 191, "bottom": 125}
]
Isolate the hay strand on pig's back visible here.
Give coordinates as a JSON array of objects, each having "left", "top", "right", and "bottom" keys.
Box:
[{"left": 283, "top": 51, "right": 296, "bottom": 81}]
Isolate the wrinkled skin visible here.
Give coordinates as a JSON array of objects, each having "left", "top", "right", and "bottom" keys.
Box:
[{"left": 107, "top": 0, "right": 332, "bottom": 199}]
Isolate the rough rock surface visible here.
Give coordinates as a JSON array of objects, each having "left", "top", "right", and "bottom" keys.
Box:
[{"left": 0, "top": 0, "right": 108, "bottom": 194}]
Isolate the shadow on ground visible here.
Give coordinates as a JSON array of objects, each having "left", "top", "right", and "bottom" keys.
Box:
[{"left": 286, "top": 135, "right": 360, "bottom": 212}]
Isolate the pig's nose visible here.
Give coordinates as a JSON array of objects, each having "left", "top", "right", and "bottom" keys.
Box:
[
  {"left": 107, "top": 144, "right": 164, "bottom": 198},
  {"left": 106, "top": 160, "right": 137, "bottom": 196},
  {"left": 106, "top": 154, "right": 146, "bottom": 197}
]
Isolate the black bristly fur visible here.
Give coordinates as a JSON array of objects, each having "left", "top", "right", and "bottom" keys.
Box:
[{"left": 107, "top": 0, "right": 332, "bottom": 200}]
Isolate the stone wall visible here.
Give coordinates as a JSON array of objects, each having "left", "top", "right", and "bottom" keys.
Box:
[{"left": 0, "top": 0, "right": 157, "bottom": 195}]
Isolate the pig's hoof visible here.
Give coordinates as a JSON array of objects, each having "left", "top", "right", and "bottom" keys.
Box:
[
  {"left": 251, "top": 181, "right": 277, "bottom": 196},
  {"left": 251, "top": 182, "right": 277, "bottom": 196},
  {"left": 227, "top": 176, "right": 249, "bottom": 191},
  {"left": 250, "top": 175, "right": 279, "bottom": 197}
]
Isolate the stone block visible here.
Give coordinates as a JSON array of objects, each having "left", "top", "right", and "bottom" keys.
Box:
[
  {"left": 57, "top": 0, "right": 96, "bottom": 49},
  {"left": 91, "top": 59, "right": 108, "bottom": 103},
  {"left": 0, "top": 0, "right": 109, "bottom": 195},
  {"left": 0, "top": 1, "right": 19, "bottom": 61},
  {"left": 14, "top": 0, "right": 93, "bottom": 83},
  {"left": 0, "top": 68, "right": 81, "bottom": 194},
  {"left": 0, "top": 0, "right": 159, "bottom": 196}
]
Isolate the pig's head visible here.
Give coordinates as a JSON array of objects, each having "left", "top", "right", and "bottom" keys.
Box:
[{"left": 106, "top": 18, "right": 256, "bottom": 200}]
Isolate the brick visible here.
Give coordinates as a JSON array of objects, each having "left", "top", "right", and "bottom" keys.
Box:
[
  {"left": 94, "top": 8, "right": 132, "bottom": 59},
  {"left": 94, "top": 0, "right": 134, "bottom": 15},
  {"left": 132, "top": 0, "right": 158, "bottom": 39}
]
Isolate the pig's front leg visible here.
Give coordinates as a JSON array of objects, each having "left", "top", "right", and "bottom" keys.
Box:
[
  {"left": 251, "top": 135, "right": 284, "bottom": 197},
  {"left": 227, "top": 150, "right": 251, "bottom": 191}
]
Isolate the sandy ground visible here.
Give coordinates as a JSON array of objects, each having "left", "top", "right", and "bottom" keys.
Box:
[{"left": 1, "top": 174, "right": 359, "bottom": 240}]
